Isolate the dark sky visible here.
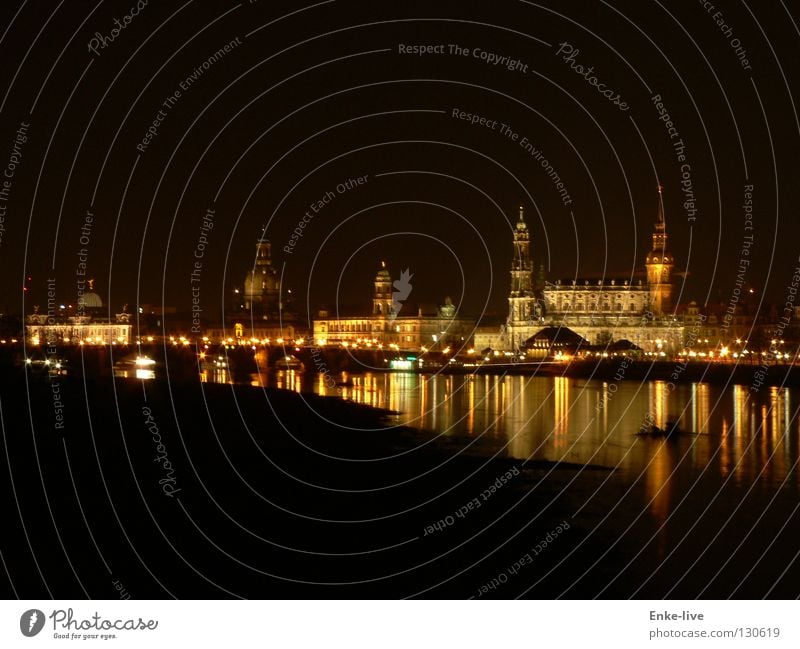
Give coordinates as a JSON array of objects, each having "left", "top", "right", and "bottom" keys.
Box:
[{"left": 1, "top": 0, "right": 799, "bottom": 323}]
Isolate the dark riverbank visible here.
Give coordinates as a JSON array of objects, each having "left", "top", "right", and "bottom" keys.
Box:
[
  {"left": 0, "top": 368, "right": 617, "bottom": 598},
  {"left": 2, "top": 364, "right": 798, "bottom": 598}
]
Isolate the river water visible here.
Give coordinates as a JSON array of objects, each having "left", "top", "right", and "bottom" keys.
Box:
[
  {"left": 265, "top": 371, "right": 798, "bottom": 488},
  {"left": 207, "top": 368, "right": 800, "bottom": 595}
]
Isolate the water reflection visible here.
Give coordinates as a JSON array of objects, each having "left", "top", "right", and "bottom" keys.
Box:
[
  {"left": 207, "top": 369, "right": 800, "bottom": 501},
  {"left": 200, "top": 368, "right": 231, "bottom": 384}
]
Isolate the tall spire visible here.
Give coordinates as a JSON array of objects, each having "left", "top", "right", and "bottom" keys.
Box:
[
  {"left": 508, "top": 203, "right": 535, "bottom": 335},
  {"left": 510, "top": 204, "right": 533, "bottom": 295},
  {"left": 515, "top": 205, "right": 528, "bottom": 233},
  {"left": 652, "top": 184, "right": 667, "bottom": 252},
  {"left": 646, "top": 185, "right": 674, "bottom": 314}
]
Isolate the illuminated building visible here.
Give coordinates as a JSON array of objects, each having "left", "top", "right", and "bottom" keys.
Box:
[
  {"left": 211, "top": 236, "right": 302, "bottom": 342},
  {"left": 241, "top": 237, "right": 281, "bottom": 317},
  {"left": 645, "top": 188, "right": 674, "bottom": 315},
  {"left": 476, "top": 189, "right": 683, "bottom": 354},
  {"left": 313, "top": 262, "right": 473, "bottom": 351},
  {"left": 25, "top": 282, "right": 132, "bottom": 345}
]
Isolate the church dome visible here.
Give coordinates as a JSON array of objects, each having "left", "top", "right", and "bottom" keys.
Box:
[
  {"left": 244, "top": 266, "right": 278, "bottom": 297},
  {"left": 243, "top": 272, "right": 256, "bottom": 296},
  {"left": 79, "top": 292, "right": 103, "bottom": 309}
]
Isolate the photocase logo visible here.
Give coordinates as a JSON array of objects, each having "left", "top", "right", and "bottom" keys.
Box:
[
  {"left": 391, "top": 268, "right": 413, "bottom": 320},
  {"left": 20, "top": 609, "right": 45, "bottom": 637}
]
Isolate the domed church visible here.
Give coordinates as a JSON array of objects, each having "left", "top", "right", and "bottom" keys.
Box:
[{"left": 241, "top": 237, "right": 280, "bottom": 318}]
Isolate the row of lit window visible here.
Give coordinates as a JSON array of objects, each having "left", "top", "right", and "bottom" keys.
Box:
[
  {"left": 326, "top": 322, "right": 419, "bottom": 333},
  {"left": 551, "top": 302, "right": 640, "bottom": 312}
]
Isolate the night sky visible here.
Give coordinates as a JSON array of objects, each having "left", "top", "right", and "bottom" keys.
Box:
[{"left": 1, "top": 0, "right": 799, "bottom": 325}]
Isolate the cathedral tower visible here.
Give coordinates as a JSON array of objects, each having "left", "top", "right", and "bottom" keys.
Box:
[
  {"left": 510, "top": 206, "right": 533, "bottom": 296},
  {"left": 645, "top": 186, "right": 674, "bottom": 314},
  {"left": 508, "top": 206, "right": 536, "bottom": 325},
  {"left": 503, "top": 206, "right": 541, "bottom": 351}
]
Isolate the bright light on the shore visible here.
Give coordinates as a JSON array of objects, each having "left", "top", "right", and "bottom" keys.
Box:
[{"left": 135, "top": 357, "right": 156, "bottom": 366}]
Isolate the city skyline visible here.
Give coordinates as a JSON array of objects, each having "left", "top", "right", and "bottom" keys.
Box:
[
  {"left": 1, "top": 3, "right": 798, "bottom": 323},
  {"left": 9, "top": 185, "right": 765, "bottom": 324},
  {"left": 3, "top": 0, "right": 800, "bottom": 620}
]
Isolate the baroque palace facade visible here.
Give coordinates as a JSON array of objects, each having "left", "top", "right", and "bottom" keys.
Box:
[
  {"left": 25, "top": 280, "right": 133, "bottom": 345},
  {"left": 476, "top": 190, "right": 683, "bottom": 354},
  {"left": 313, "top": 262, "right": 473, "bottom": 351}
]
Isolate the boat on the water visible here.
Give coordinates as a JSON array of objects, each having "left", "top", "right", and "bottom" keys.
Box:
[{"left": 637, "top": 421, "right": 693, "bottom": 439}]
